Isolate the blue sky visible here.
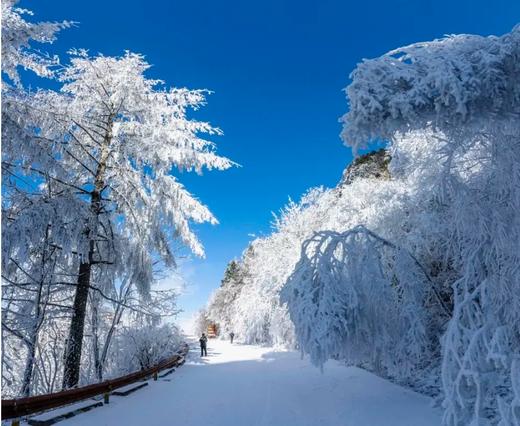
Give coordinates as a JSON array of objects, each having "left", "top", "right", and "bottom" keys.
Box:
[{"left": 25, "top": 0, "right": 520, "bottom": 327}]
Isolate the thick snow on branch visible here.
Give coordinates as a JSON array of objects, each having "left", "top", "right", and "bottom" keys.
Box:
[
  {"left": 282, "top": 226, "right": 436, "bottom": 377},
  {"left": 3, "top": 52, "right": 234, "bottom": 281},
  {"left": 1, "top": 0, "right": 72, "bottom": 85},
  {"left": 341, "top": 26, "right": 520, "bottom": 152}
]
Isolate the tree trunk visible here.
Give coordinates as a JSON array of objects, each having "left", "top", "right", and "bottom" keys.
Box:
[
  {"left": 61, "top": 117, "right": 112, "bottom": 389},
  {"left": 20, "top": 339, "right": 37, "bottom": 397},
  {"left": 62, "top": 260, "right": 92, "bottom": 389},
  {"left": 21, "top": 228, "right": 53, "bottom": 396},
  {"left": 98, "top": 280, "right": 131, "bottom": 381},
  {"left": 90, "top": 294, "right": 102, "bottom": 382}
]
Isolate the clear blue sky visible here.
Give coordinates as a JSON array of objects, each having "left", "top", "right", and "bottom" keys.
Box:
[{"left": 25, "top": 0, "right": 520, "bottom": 326}]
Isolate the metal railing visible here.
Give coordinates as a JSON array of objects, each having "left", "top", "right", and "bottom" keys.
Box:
[{"left": 1, "top": 343, "right": 190, "bottom": 422}]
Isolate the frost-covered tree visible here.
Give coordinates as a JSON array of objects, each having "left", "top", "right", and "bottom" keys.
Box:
[
  {"left": 207, "top": 189, "right": 334, "bottom": 347},
  {"left": 4, "top": 50, "right": 234, "bottom": 389},
  {"left": 86, "top": 271, "right": 180, "bottom": 382},
  {"left": 83, "top": 278, "right": 182, "bottom": 380},
  {"left": 259, "top": 26, "right": 519, "bottom": 425},
  {"left": 338, "top": 26, "right": 520, "bottom": 426},
  {"left": 114, "top": 323, "right": 182, "bottom": 372},
  {"left": 206, "top": 260, "right": 245, "bottom": 335},
  {"left": 2, "top": 0, "right": 71, "bottom": 181},
  {"left": 1, "top": 0, "right": 71, "bottom": 86},
  {"left": 2, "top": 1, "right": 225, "bottom": 396},
  {"left": 194, "top": 308, "right": 211, "bottom": 337},
  {"left": 281, "top": 225, "right": 449, "bottom": 378},
  {"left": 1, "top": 0, "right": 74, "bottom": 397},
  {"left": 1, "top": 225, "right": 69, "bottom": 397}
]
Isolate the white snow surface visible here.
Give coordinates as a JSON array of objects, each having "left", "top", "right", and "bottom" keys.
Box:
[{"left": 59, "top": 338, "right": 442, "bottom": 426}]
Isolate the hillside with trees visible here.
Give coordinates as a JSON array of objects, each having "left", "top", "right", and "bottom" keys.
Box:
[{"left": 204, "top": 26, "right": 520, "bottom": 426}]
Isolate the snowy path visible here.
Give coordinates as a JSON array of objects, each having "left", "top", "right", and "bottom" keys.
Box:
[{"left": 63, "top": 339, "right": 442, "bottom": 426}]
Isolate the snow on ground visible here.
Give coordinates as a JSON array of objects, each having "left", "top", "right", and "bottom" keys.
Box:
[{"left": 60, "top": 339, "right": 442, "bottom": 426}]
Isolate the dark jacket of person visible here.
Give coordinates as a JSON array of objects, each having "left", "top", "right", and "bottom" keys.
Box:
[{"left": 199, "top": 334, "right": 208, "bottom": 348}]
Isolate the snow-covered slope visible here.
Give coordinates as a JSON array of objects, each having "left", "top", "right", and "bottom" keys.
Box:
[{"left": 60, "top": 339, "right": 442, "bottom": 426}]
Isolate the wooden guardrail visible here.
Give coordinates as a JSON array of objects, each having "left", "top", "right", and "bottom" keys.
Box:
[{"left": 1, "top": 343, "right": 190, "bottom": 421}]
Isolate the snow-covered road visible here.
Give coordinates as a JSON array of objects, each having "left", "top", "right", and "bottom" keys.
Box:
[{"left": 64, "top": 339, "right": 442, "bottom": 426}]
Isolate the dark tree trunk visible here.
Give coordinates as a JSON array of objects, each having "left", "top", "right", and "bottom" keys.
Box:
[
  {"left": 21, "top": 340, "right": 37, "bottom": 397},
  {"left": 62, "top": 260, "right": 92, "bottom": 389},
  {"left": 90, "top": 294, "right": 103, "bottom": 382},
  {"left": 61, "top": 115, "right": 112, "bottom": 390}
]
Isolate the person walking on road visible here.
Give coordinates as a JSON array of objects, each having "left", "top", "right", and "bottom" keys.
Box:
[
  {"left": 229, "top": 332, "right": 235, "bottom": 344},
  {"left": 200, "top": 333, "right": 208, "bottom": 357}
]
